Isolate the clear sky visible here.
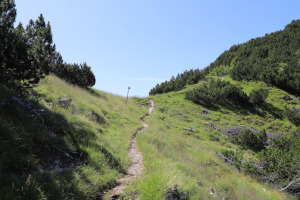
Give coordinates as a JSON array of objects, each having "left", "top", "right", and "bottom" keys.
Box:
[{"left": 15, "top": 0, "right": 300, "bottom": 97}]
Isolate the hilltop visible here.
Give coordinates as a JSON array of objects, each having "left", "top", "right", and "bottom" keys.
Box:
[{"left": 150, "top": 20, "right": 300, "bottom": 96}]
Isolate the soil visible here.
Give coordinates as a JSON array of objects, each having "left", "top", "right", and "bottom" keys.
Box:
[{"left": 109, "top": 100, "right": 155, "bottom": 199}]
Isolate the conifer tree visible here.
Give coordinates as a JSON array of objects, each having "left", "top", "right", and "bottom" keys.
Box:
[{"left": 26, "top": 14, "right": 56, "bottom": 75}]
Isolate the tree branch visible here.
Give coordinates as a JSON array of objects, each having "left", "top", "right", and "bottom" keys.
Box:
[{"left": 280, "top": 171, "right": 300, "bottom": 191}]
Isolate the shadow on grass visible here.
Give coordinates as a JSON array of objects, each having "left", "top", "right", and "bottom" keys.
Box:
[
  {"left": 261, "top": 103, "right": 284, "bottom": 119},
  {"left": 192, "top": 100, "right": 220, "bottom": 111},
  {"left": 0, "top": 87, "right": 123, "bottom": 200},
  {"left": 85, "top": 88, "right": 107, "bottom": 100},
  {"left": 194, "top": 99, "right": 284, "bottom": 119}
]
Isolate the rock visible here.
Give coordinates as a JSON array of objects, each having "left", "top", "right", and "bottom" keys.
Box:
[
  {"left": 283, "top": 95, "right": 293, "bottom": 101},
  {"left": 26, "top": 103, "right": 33, "bottom": 110},
  {"left": 208, "top": 123, "right": 221, "bottom": 131},
  {"left": 166, "top": 184, "right": 188, "bottom": 200},
  {"left": 58, "top": 97, "right": 72, "bottom": 108},
  {"left": 111, "top": 195, "right": 120, "bottom": 199},
  {"left": 266, "top": 132, "right": 282, "bottom": 144},
  {"left": 31, "top": 109, "right": 46, "bottom": 115},
  {"left": 10, "top": 96, "right": 24, "bottom": 105},
  {"left": 166, "top": 184, "right": 180, "bottom": 200},
  {"left": 220, "top": 126, "right": 260, "bottom": 140},
  {"left": 64, "top": 153, "right": 73, "bottom": 159},
  {"left": 197, "top": 181, "right": 203, "bottom": 187},
  {"left": 208, "top": 187, "right": 215, "bottom": 195},
  {"left": 201, "top": 162, "right": 211, "bottom": 166},
  {"left": 201, "top": 110, "right": 208, "bottom": 115},
  {"left": 177, "top": 114, "right": 187, "bottom": 118},
  {"left": 180, "top": 192, "right": 188, "bottom": 199},
  {"left": 10, "top": 96, "right": 47, "bottom": 119},
  {"left": 89, "top": 111, "right": 106, "bottom": 124},
  {"left": 183, "top": 127, "right": 195, "bottom": 133}
]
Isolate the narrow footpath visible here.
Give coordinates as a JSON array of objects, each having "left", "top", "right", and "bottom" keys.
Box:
[{"left": 109, "top": 100, "right": 155, "bottom": 199}]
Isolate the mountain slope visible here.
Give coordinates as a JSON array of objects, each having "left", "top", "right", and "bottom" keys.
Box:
[
  {"left": 123, "top": 76, "right": 298, "bottom": 199},
  {"left": 0, "top": 75, "right": 149, "bottom": 200},
  {"left": 150, "top": 19, "right": 300, "bottom": 95},
  {"left": 1, "top": 76, "right": 298, "bottom": 200}
]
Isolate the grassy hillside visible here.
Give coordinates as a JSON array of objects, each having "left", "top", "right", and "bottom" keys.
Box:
[
  {"left": 1, "top": 75, "right": 298, "bottom": 199},
  {"left": 149, "top": 20, "right": 300, "bottom": 96},
  {"left": 121, "top": 76, "right": 298, "bottom": 199},
  {"left": 0, "top": 75, "right": 148, "bottom": 199}
]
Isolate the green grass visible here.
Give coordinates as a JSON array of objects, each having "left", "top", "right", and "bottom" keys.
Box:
[
  {"left": 1, "top": 75, "right": 298, "bottom": 199},
  {"left": 0, "top": 75, "right": 148, "bottom": 199},
  {"left": 123, "top": 76, "right": 298, "bottom": 199}
]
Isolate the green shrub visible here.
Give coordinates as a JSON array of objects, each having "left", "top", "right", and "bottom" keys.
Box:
[
  {"left": 286, "top": 107, "right": 300, "bottom": 126},
  {"left": 185, "top": 79, "right": 248, "bottom": 105},
  {"left": 235, "top": 129, "right": 266, "bottom": 151},
  {"left": 249, "top": 89, "right": 269, "bottom": 105},
  {"left": 219, "top": 149, "right": 243, "bottom": 169},
  {"left": 258, "top": 134, "right": 300, "bottom": 188},
  {"left": 208, "top": 131, "right": 221, "bottom": 141},
  {"left": 220, "top": 131, "right": 300, "bottom": 195},
  {"left": 241, "top": 159, "right": 257, "bottom": 174}
]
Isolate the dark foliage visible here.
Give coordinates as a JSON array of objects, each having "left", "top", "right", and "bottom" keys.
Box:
[
  {"left": 149, "top": 20, "right": 300, "bottom": 95},
  {"left": 0, "top": 0, "right": 95, "bottom": 88},
  {"left": 235, "top": 129, "right": 267, "bottom": 151},
  {"left": 0, "top": 0, "right": 37, "bottom": 84},
  {"left": 257, "top": 134, "right": 300, "bottom": 189},
  {"left": 149, "top": 68, "right": 207, "bottom": 95},
  {"left": 52, "top": 62, "right": 96, "bottom": 87},
  {"left": 185, "top": 79, "right": 248, "bottom": 105},
  {"left": 285, "top": 107, "right": 300, "bottom": 126},
  {"left": 249, "top": 88, "right": 269, "bottom": 105},
  {"left": 220, "top": 130, "right": 300, "bottom": 196},
  {"left": 215, "top": 20, "right": 300, "bottom": 94}
]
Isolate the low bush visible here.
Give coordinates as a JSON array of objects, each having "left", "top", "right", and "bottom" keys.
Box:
[
  {"left": 235, "top": 129, "right": 267, "bottom": 151},
  {"left": 220, "top": 130, "right": 300, "bottom": 196},
  {"left": 249, "top": 88, "right": 269, "bottom": 105},
  {"left": 52, "top": 62, "right": 96, "bottom": 88},
  {"left": 286, "top": 107, "right": 300, "bottom": 126},
  {"left": 258, "top": 135, "right": 300, "bottom": 189},
  {"left": 185, "top": 79, "right": 248, "bottom": 105}
]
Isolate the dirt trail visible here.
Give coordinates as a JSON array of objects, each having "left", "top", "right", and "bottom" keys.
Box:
[{"left": 109, "top": 100, "right": 155, "bottom": 199}]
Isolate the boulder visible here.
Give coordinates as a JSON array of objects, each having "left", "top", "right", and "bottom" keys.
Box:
[
  {"left": 220, "top": 126, "right": 260, "bottom": 139},
  {"left": 166, "top": 184, "right": 188, "bottom": 200},
  {"left": 283, "top": 95, "right": 293, "bottom": 101},
  {"left": 58, "top": 97, "right": 72, "bottom": 108},
  {"left": 166, "top": 184, "right": 180, "bottom": 200},
  {"left": 208, "top": 123, "right": 221, "bottom": 131},
  {"left": 183, "top": 127, "right": 195, "bottom": 133},
  {"left": 201, "top": 110, "right": 208, "bottom": 115}
]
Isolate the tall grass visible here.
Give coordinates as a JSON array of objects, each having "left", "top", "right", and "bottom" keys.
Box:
[
  {"left": 0, "top": 75, "right": 148, "bottom": 199},
  {"left": 125, "top": 76, "right": 298, "bottom": 199}
]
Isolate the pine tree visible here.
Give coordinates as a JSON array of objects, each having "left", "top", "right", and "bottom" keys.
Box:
[
  {"left": 0, "top": 0, "right": 17, "bottom": 83},
  {"left": 26, "top": 14, "right": 56, "bottom": 75}
]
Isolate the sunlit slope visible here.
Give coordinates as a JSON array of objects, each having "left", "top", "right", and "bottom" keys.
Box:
[
  {"left": 125, "top": 76, "right": 298, "bottom": 200},
  {"left": 33, "top": 75, "right": 151, "bottom": 199},
  {"left": 0, "top": 75, "right": 148, "bottom": 200}
]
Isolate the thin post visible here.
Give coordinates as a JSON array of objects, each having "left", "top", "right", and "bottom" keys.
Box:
[{"left": 126, "top": 86, "right": 130, "bottom": 106}]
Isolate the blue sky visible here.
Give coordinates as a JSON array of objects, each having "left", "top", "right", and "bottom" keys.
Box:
[{"left": 15, "top": 0, "right": 300, "bottom": 97}]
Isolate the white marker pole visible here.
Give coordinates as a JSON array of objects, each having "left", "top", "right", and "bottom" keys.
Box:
[{"left": 126, "top": 86, "right": 130, "bottom": 106}]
